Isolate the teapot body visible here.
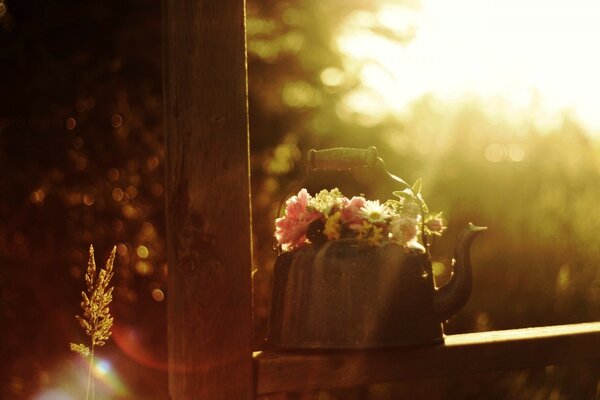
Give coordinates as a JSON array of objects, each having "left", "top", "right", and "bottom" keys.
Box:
[{"left": 268, "top": 239, "right": 444, "bottom": 349}]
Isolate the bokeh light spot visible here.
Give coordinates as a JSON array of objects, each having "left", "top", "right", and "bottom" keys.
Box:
[
  {"left": 30, "top": 189, "right": 46, "bottom": 204},
  {"left": 146, "top": 156, "right": 160, "bottom": 171},
  {"left": 74, "top": 156, "right": 87, "bottom": 171},
  {"left": 107, "top": 168, "right": 120, "bottom": 182},
  {"left": 112, "top": 188, "right": 124, "bottom": 202},
  {"left": 135, "top": 261, "right": 153, "bottom": 275},
  {"left": 65, "top": 117, "right": 77, "bottom": 130},
  {"left": 282, "top": 80, "right": 322, "bottom": 108},
  {"left": 557, "top": 264, "right": 570, "bottom": 293},
  {"left": 121, "top": 204, "right": 139, "bottom": 219},
  {"left": 125, "top": 185, "right": 138, "bottom": 199},
  {"left": 70, "top": 266, "right": 81, "bottom": 279},
  {"left": 141, "top": 222, "right": 154, "bottom": 236},
  {"left": 484, "top": 143, "right": 506, "bottom": 162},
  {"left": 112, "top": 219, "right": 125, "bottom": 233},
  {"left": 283, "top": 30, "right": 305, "bottom": 53},
  {"left": 432, "top": 261, "right": 445, "bottom": 276},
  {"left": 151, "top": 183, "right": 164, "bottom": 197},
  {"left": 320, "top": 67, "right": 345, "bottom": 87},
  {"left": 116, "top": 243, "right": 129, "bottom": 256},
  {"left": 111, "top": 113, "right": 123, "bottom": 128},
  {"left": 151, "top": 288, "right": 164, "bottom": 302},
  {"left": 136, "top": 245, "right": 149, "bottom": 259},
  {"left": 82, "top": 193, "right": 95, "bottom": 206},
  {"left": 475, "top": 312, "right": 492, "bottom": 331},
  {"left": 508, "top": 143, "right": 526, "bottom": 162}
]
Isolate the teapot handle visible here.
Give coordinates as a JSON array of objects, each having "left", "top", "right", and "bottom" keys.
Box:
[{"left": 305, "top": 146, "right": 411, "bottom": 192}]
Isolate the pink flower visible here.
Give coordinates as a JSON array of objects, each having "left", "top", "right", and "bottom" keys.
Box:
[
  {"left": 341, "top": 196, "right": 367, "bottom": 230},
  {"left": 425, "top": 216, "right": 446, "bottom": 235},
  {"left": 275, "top": 189, "right": 322, "bottom": 250},
  {"left": 390, "top": 216, "right": 418, "bottom": 244}
]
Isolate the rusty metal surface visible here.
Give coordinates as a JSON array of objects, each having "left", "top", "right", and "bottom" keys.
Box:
[{"left": 268, "top": 239, "right": 444, "bottom": 349}]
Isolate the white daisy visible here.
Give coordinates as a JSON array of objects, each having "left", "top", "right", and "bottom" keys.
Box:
[{"left": 359, "top": 200, "right": 391, "bottom": 224}]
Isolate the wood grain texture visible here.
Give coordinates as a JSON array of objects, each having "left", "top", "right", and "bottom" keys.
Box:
[
  {"left": 254, "top": 322, "right": 600, "bottom": 395},
  {"left": 163, "top": 0, "right": 253, "bottom": 398},
  {"left": 256, "top": 393, "right": 290, "bottom": 400}
]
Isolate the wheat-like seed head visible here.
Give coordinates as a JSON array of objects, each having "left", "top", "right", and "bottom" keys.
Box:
[{"left": 71, "top": 245, "right": 116, "bottom": 357}]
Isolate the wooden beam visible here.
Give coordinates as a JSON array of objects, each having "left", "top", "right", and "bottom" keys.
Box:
[
  {"left": 163, "top": 0, "right": 253, "bottom": 398},
  {"left": 254, "top": 322, "right": 600, "bottom": 395}
]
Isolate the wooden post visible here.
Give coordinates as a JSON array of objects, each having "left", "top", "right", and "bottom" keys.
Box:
[{"left": 163, "top": 0, "right": 253, "bottom": 398}]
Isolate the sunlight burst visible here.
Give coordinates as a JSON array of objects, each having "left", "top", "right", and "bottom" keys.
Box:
[{"left": 337, "top": 0, "right": 600, "bottom": 133}]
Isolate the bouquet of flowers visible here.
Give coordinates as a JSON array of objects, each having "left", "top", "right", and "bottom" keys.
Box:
[{"left": 275, "top": 179, "right": 445, "bottom": 252}]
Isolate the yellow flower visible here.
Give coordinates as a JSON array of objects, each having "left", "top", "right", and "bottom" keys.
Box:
[
  {"left": 367, "top": 226, "right": 385, "bottom": 247},
  {"left": 324, "top": 212, "right": 342, "bottom": 240},
  {"left": 309, "top": 188, "right": 344, "bottom": 215},
  {"left": 356, "top": 221, "right": 385, "bottom": 247}
]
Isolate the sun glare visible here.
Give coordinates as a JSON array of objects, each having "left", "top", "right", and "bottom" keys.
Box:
[{"left": 337, "top": 0, "right": 600, "bottom": 133}]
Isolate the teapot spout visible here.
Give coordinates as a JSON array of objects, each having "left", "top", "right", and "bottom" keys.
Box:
[{"left": 434, "top": 223, "right": 487, "bottom": 321}]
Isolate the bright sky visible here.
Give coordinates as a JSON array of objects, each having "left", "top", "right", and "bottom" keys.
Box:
[{"left": 336, "top": 0, "right": 600, "bottom": 134}]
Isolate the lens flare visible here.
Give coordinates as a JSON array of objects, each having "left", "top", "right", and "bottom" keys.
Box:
[
  {"left": 32, "top": 356, "right": 131, "bottom": 400},
  {"left": 91, "top": 357, "right": 129, "bottom": 396},
  {"left": 94, "top": 358, "right": 111, "bottom": 376},
  {"left": 112, "top": 324, "right": 168, "bottom": 371},
  {"left": 34, "top": 389, "right": 76, "bottom": 400}
]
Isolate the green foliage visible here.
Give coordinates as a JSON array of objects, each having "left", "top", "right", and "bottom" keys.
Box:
[{"left": 391, "top": 178, "right": 429, "bottom": 215}]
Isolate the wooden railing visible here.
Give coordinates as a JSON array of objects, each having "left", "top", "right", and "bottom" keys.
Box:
[{"left": 254, "top": 322, "right": 600, "bottom": 399}]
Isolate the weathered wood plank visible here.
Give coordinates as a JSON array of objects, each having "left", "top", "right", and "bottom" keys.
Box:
[
  {"left": 254, "top": 322, "right": 600, "bottom": 395},
  {"left": 256, "top": 393, "right": 290, "bottom": 400},
  {"left": 163, "top": 0, "right": 253, "bottom": 398},
  {"left": 256, "top": 392, "right": 314, "bottom": 400}
]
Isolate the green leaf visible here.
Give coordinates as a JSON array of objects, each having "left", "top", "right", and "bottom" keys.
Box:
[
  {"left": 412, "top": 178, "right": 422, "bottom": 195},
  {"left": 383, "top": 199, "right": 402, "bottom": 214},
  {"left": 392, "top": 189, "right": 413, "bottom": 200}
]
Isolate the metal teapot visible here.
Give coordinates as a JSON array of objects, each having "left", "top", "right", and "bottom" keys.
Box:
[{"left": 268, "top": 147, "right": 486, "bottom": 349}]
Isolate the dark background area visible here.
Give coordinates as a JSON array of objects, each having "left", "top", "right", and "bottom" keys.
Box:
[{"left": 0, "top": 0, "right": 598, "bottom": 398}]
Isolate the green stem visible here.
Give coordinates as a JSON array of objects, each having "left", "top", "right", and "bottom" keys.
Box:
[
  {"left": 86, "top": 345, "right": 95, "bottom": 400},
  {"left": 91, "top": 344, "right": 96, "bottom": 400}
]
